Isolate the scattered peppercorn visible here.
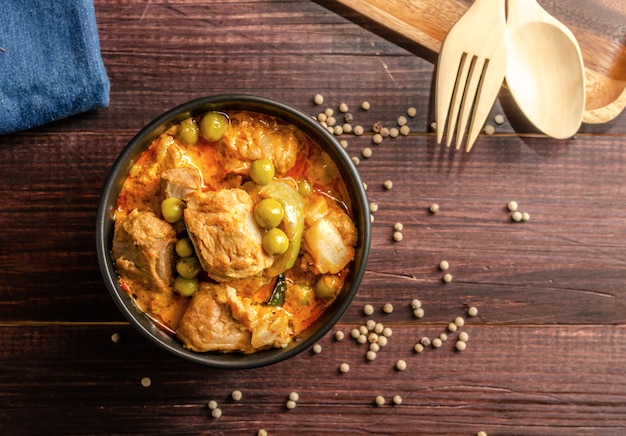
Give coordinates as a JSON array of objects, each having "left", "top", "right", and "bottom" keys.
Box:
[
  {"left": 389, "top": 127, "right": 400, "bottom": 138},
  {"left": 211, "top": 408, "right": 223, "bottom": 418},
  {"left": 383, "top": 180, "right": 393, "bottom": 190},
  {"left": 455, "top": 340, "right": 467, "bottom": 351},
  {"left": 141, "top": 377, "right": 151, "bottom": 388},
  {"left": 363, "top": 304, "right": 374, "bottom": 316},
  {"left": 353, "top": 125, "right": 364, "bottom": 136},
  {"left": 362, "top": 147, "right": 373, "bottom": 158},
  {"left": 392, "top": 395, "right": 403, "bottom": 405},
  {"left": 454, "top": 316, "right": 465, "bottom": 327},
  {"left": 459, "top": 331, "right": 469, "bottom": 342},
  {"left": 442, "top": 273, "right": 453, "bottom": 283},
  {"left": 289, "top": 392, "right": 300, "bottom": 402},
  {"left": 208, "top": 400, "right": 218, "bottom": 410},
  {"left": 414, "top": 343, "right": 424, "bottom": 353},
  {"left": 429, "top": 203, "right": 440, "bottom": 214},
  {"left": 231, "top": 390, "right": 243, "bottom": 401},
  {"left": 395, "top": 359, "right": 407, "bottom": 371},
  {"left": 413, "top": 307, "right": 425, "bottom": 318},
  {"left": 372, "top": 133, "right": 383, "bottom": 145},
  {"left": 312, "top": 343, "right": 322, "bottom": 354},
  {"left": 334, "top": 330, "right": 345, "bottom": 341},
  {"left": 394, "top": 222, "right": 403, "bottom": 232},
  {"left": 439, "top": 260, "right": 450, "bottom": 271},
  {"left": 361, "top": 101, "right": 371, "bottom": 111},
  {"left": 258, "top": 429, "right": 268, "bottom": 436},
  {"left": 366, "top": 350, "right": 377, "bottom": 361},
  {"left": 375, "top": 395, "right": 385, "bottom": 406},
  {"left": 511, "top": 210, "right": 523, "bottom": 222},
  {"left": 393, "top": 231, "right": 403, "bottom": 242},
  {"left": 420, "top": 337, "right": 431, "bottom": 347},
  {"left": 494, "top": 114, "right": 505, "bottom": 124},
  {"left": 432, "top": 338, "right": 443, "bottom": 348},
  {"left": 448, "top": 322, "right": 458, "bottom": 333},
  {"left": 484, "top": 124, "right": 495, "bottom": 135},
  {"left": 468, "top": 306, "right": 479, "bottom": 317},
  {"left": 383, "top": 303, "right": 394, "bottom": 314},
  {"left": 314, "top": 94, "right": 324, "bottom": 105},
  {"left": 339, "top": 363, "right": 350, "bottom": 373},
  {"left": 285, "top": 400, "right": 297, "bottom": 410},
  {"left": 400, "top": 125, "right": 410, "bottom": 136},
  {"left": 111, "top": 333, "right": 121, "bottom": 343},
  {"left": 410, "top": 298, "right": 421, "bottom": 309},
  {"left": 407, "top": 107, "right": 417, "bottom": 117},
  {"left": 507, "top": 200, "right": 518, "bottom": 212},
  {"left": 339, "top": 102, "right": 349, "bottom": 113}
]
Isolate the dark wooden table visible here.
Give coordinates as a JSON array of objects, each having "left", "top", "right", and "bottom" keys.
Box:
[{"left": 2, "top": 1, "right": 626, "bottom": 434}]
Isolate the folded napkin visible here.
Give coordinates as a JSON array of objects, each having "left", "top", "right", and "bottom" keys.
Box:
[{"left": 0, "top": 0, "right": 110, "bottom": 135}]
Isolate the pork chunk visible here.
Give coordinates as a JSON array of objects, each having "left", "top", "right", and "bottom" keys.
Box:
[
  {"left": 219, "top": 111, "right": 300, "bottom": 175},
  {"left": 112, "top": 209, "right": 176, "bottom": 294},
  {"left": 176, "top": 283, "right": 253, "bottom": 353},
  {"left": 184, "top": 188, "right": 274, "bottom": 281},
  {"left": 161, "top": 165, "right": 203, "bottom": 200},
  {"left": 225, "top": 287, "right": 292, "bottom": 350}
]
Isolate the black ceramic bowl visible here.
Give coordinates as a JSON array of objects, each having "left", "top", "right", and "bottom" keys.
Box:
[{"left": 96, "top": 94, "right": 370, "bottom": 369}]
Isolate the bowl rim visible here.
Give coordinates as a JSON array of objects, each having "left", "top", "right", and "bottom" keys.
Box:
[{"left": 96, "top": 93, "right": 371, "bottom": 369}]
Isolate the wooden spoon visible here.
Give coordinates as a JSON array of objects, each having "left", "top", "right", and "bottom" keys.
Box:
[{"left": 505, "top": 0, "right": 585, "bottom": 138}]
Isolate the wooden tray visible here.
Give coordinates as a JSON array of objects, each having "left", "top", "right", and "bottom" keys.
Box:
[{"left": 330, "top": 0, "right": 626, "bottom": 124}]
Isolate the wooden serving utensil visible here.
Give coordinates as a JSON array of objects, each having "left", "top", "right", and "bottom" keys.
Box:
[{"left": 330, "top": 0, "right": 626, "bottom": 124}]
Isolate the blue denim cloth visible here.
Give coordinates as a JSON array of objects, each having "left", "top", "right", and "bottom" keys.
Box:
[{"left": 0, "top": 0, "right": 110, "bottom": 134}]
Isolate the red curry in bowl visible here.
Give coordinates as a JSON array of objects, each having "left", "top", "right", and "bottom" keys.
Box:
[{"left": 112, "top": 110, "right": 358, "bottom": 354}]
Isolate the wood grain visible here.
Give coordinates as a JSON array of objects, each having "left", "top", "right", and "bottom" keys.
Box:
[{"left": 1, "top": 0, "right": 625, "bottom": 434}]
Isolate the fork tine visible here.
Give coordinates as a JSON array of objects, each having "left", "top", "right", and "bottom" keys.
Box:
[
  {"left": 465, "top": 58, "right": 502, "bottom": 152},
  {"left": 435, "top": 51, "right": 462, "bottom": 144},
  {"left": 444, "top": 53, "right": 472, "bottom": 148},
  {"left": 455, "top": 56, "right": 484, "bottom": 150}
]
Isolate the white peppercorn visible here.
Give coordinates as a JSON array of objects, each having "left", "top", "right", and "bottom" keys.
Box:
[
  {"left": 383, "top": 180, "right": 393, "bottom": 190},
  {"left": 312, "top": 343, "right": 322, "bottom": 354},
  {"left": 393, "top": 231, "right": 403, "bottom": 242},
  {"left": 414, "top": 343, "right": 424, "bottom": 353},
  {"left": 442, "top": 273, "right": 453, "bottom": 283},
  {"left": 468, "top": 306, "right": 478, "bottom": 317},
  {"left": 455, "top": 340, "right": 467, "bottom": 351},
  {"left": 375, "top": 395, "right": 385, "bottom": 406},
  {"left": 313, "top": 94, "right": 324, "bottom": 105},
  {"left": 339, "top": 363, "right": 350, "bottom": 373},
  {"left": 366, "top": 350, "right": 377, "bottom": 361},
  {"left": 392, "top": 395, "right": 403, "bottom": 405},
  {"left": 396, "top": 359, "right": 407, "bottom": 371},
  {"left": 372, "top": 133, "right": 383, "bottom": 144},
  {"left": 361, "top": 101, "right": 371, "bottom": 111},
  {"left": 362, "top": 147, "right": 372, "bottom": 158},
  {"left": 454, "top": 316, "right": 465, "bottom": 327},
  {"left": 232, "top": 390, "right": 243, "bottom": 401},
  {"left": 439, "top": 260, "right": 450, "bottom": 271},
  {"left": 363, "top": 304, "right": 374, "bottom": 316},
  {"left": 383, "top": 303, "right": 394, "bottom": 314},
  {"left": 459, "top": 331, "right": 469, "bottom": 342},
  {"left": 413, "top": 307, "right": 425, "bottom": 318}
]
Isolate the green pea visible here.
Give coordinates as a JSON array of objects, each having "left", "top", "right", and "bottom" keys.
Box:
[
  {"left": 254, "top": 198, "right": 284, "bottom": 229},
  {"left": 250, "top": 159, "right": 275, "bottom": 185},
  {"left": 175, "top": 237, "right": 194, "bottom": 258},
  {"left": 161, "top": 197, "right": 185, "bottom": 223},
  {"left": 200, "top": 111, "right": 228, "bottom": 142},
  {"left": 176, "top": 118, "right": 199, "bottom": 145},
  {"left": 297, "top": 179, "right": 312, "bottom": 197},
  {"left": 176, "top": 257, "right": 201, "bottom": 279},
  {"left": 262, "top": 228, "right": 289, "bottom": 255},
  {"left": 174, "top": 276, "right": 199, "bottom": 297},
  {"left": 315, "top": 274, "right": 339, "bottom": 299}
]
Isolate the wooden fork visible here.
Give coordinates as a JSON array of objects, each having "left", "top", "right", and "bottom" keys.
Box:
[{"left": 435, "top": 0, "right": 508, "bottom": 152}]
